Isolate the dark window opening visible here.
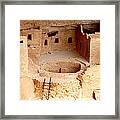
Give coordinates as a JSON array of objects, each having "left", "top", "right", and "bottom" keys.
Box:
[
  {"left": 59, "top": 68, "right": 61, "bottom": 73},
  {"left": 44, "top": 40, "right": 48, "bottom": 45},
  {"left": 55, "top": 38, "right": 59, "bottom": 43},
  {"left": 68, "top": 37, "right": 72, "bottom": 43},
  {"left": 20, "top": 41, "right": 23, "bottom": 43},
  {"left": 27, "top": 34, "right": 32, "bottom": 40},
  {"left": 47, "top": 31, "right": 58, "bottom": 37}
]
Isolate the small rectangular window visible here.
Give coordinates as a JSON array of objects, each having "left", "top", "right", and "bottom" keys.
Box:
[
  {"left": 44, "top": 40, "right": 47, "bottom": 45},
  {"left": 20, "top": 41, "right": 23, "bottom": 43},
  {"left": 27, "top": 34, "right": 32, "bottom": 40},
  {"left": 68, "top": 37, "right": 72, "bottom": 43},
  {"left": 55, "top": 38, "right": 59, "bottom": 43}
]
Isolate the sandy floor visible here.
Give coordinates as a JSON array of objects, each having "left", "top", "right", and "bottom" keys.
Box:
[{"left": 39, "top": 50, "right": 89, "bottom": 65}]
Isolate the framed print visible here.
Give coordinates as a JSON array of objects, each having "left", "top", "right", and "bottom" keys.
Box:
[{"left": 0, "top": 0, "right": 120, "bottom": 119}]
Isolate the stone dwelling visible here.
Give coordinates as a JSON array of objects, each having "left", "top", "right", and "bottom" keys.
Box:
[{"left": 20, "top": 20, "right": 100, "bottom": 100}]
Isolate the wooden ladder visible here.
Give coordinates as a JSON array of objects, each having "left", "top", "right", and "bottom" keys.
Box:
[{"left": 41, "top": 77, "right": 51, "bottom": 100}]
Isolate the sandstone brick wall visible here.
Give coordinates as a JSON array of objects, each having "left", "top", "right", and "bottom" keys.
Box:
[
  {"left": 20, "top": 36, "right": 28, "bottom": 75},
  {"left": 21, "top": 28, "right": 77, "bottom": 57},
  {"left": 29, "top": 30, "right": 41, "bottom": 64},
  {"left": 20, "top": 27, "right": 100, "bottom": 66},
  {"left": 41, "top": 28, "right": 77, "bottom": 54},
  {"left": 21, "top": 29, "right": 41, "bottom": 64},
  {"left": 65, "top": 29, "right": 76, "bottom": 50},
  {"left": 76, "top": 26, "right": 90, "bottom": 62},
  {"left": 89, "top": 32, "right": 100, "bottom": 65},
  {"left": 20, "top": 36, "right": 35, "bottom": 100}
]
